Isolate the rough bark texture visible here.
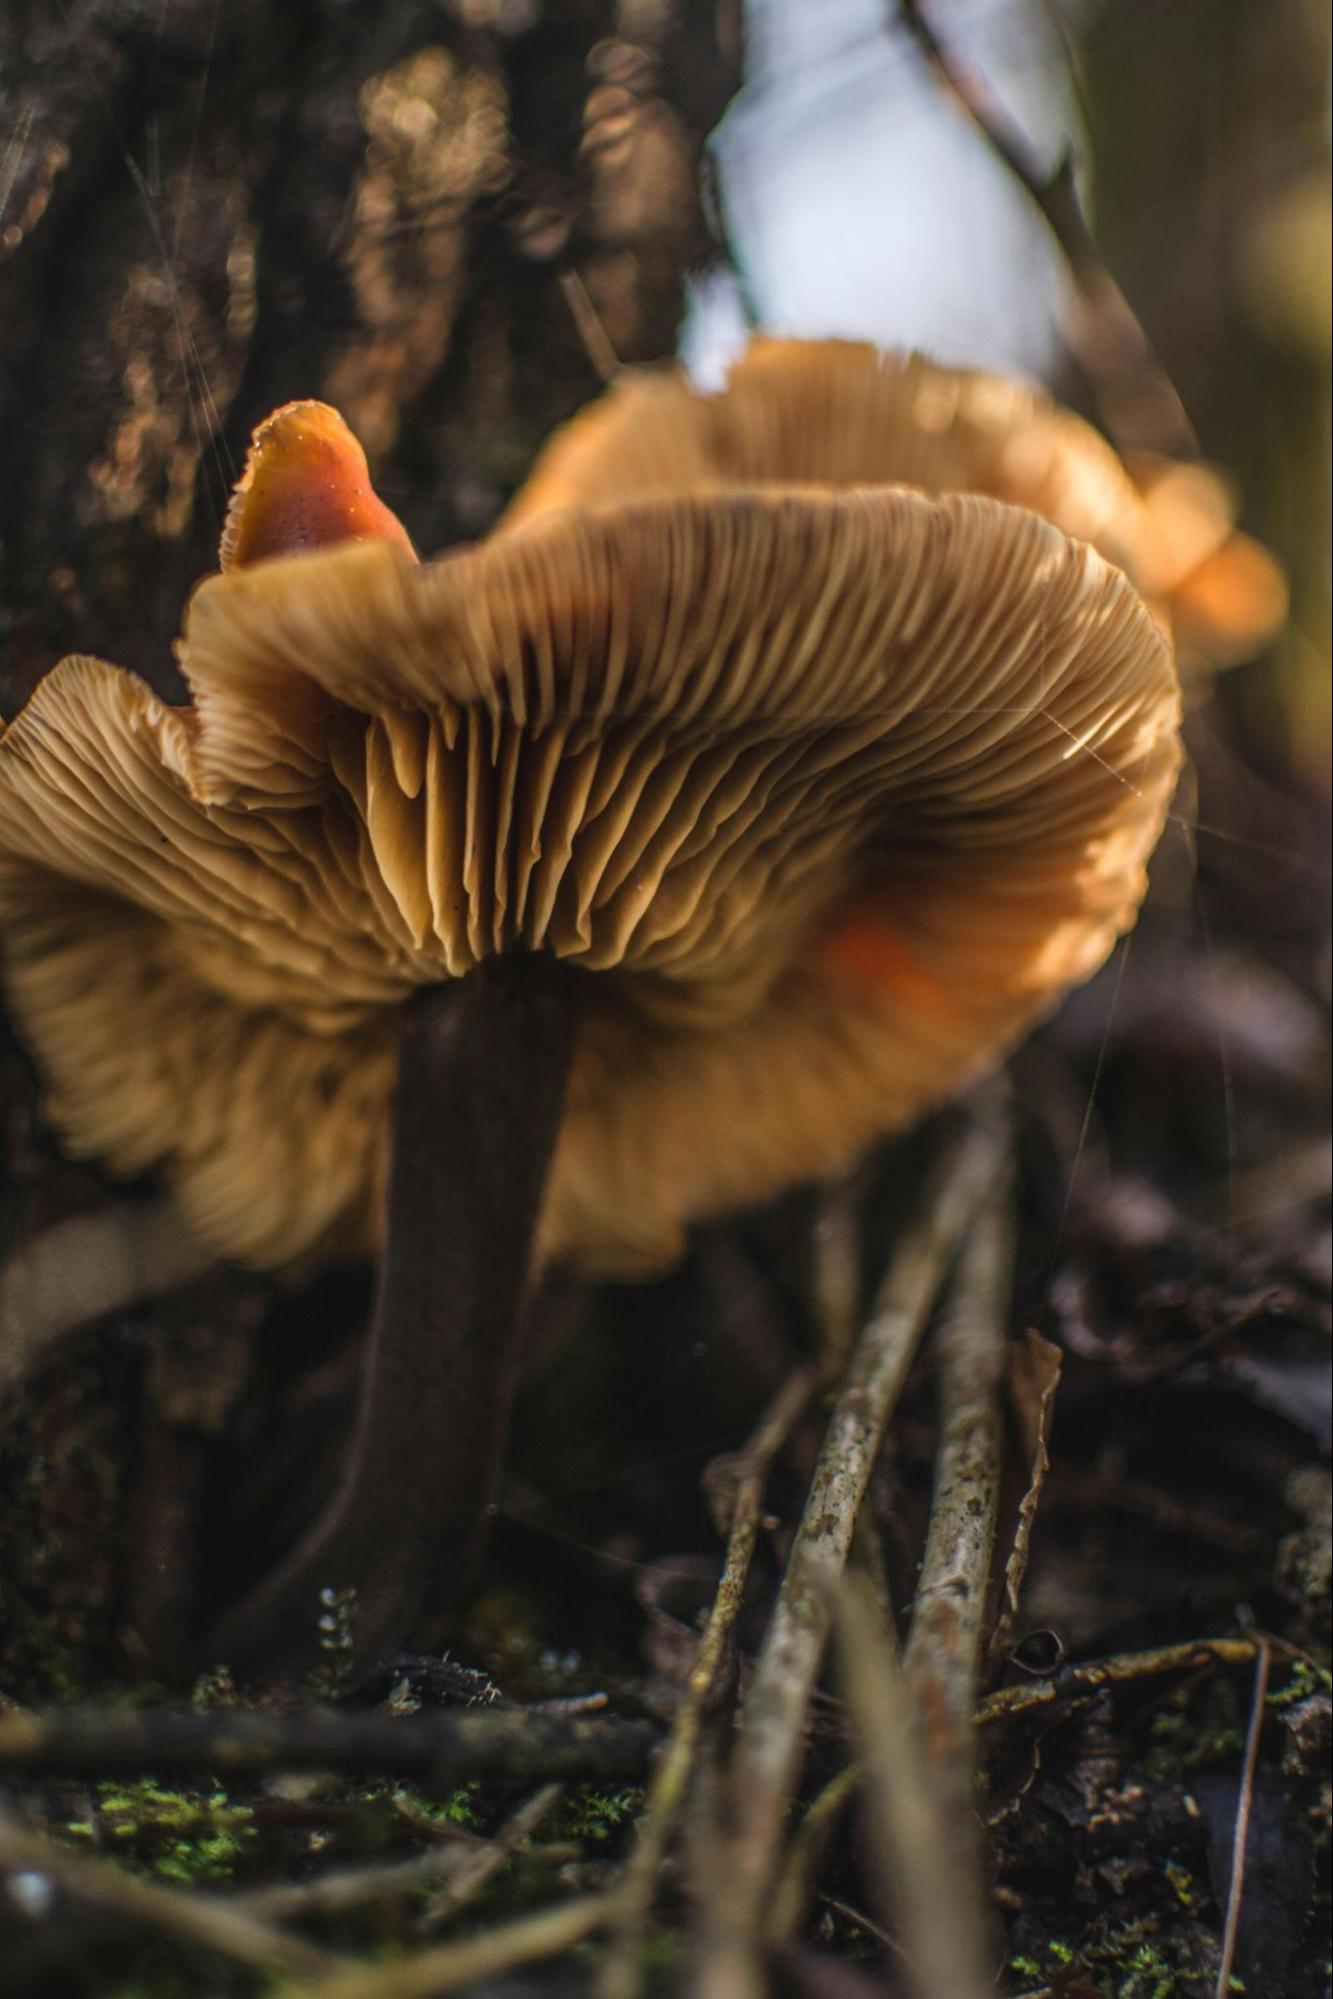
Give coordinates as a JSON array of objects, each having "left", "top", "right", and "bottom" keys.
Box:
[{"left": 0, "top": 0, "right": 739, "bottom": 704}]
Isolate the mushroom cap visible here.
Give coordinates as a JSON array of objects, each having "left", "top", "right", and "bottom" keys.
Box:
[
  {"left": 0, "top": 469, "right": 1179, "bottom": 1278},
  {"left": 505, "top": 338, "right": 1285, "bottom": 670},
  {"left": 220, "top": 401, "right": 417, "bottom": 571}
]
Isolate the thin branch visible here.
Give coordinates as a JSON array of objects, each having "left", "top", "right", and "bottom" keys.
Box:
[
  {"left": 696, "top": 1110, "right": 1007, "bottom": 1999},
  {"left": 816, "top": 1891, "right": 898, "bottom": 1955},
  {"left": 558, "top": 267, "right": 621, "bottom": 384},
  {"left": 0, "top": 1809, "right": 342, "bottom": 1984},
  {"left": 905, "top": 1172, "right": 1012, "bottom": 1709},
  {"left": 975, "top": 1635, "right": 1263, "bottom": 1727},
  {"left": 894, "top": 0, "right": 1197, "bottom": 461},
  {"left": 1214, "top": 1636, "right": 1272, "bottom": 1999},
  {"left": 278, "top": 1892, "right": 615, "bottom": 1999},
  {"left": 987, "top": 1329, "right": 1061, "bottom": 1671},
  {"left": 768, "top": 1762, "right": 860, "bottom": 1945},
  {"left": 237, "top": 1847, "right": 474, "bottom": 1924},
  {"left": 699, "top": 150, "right": 763, "bottom": 330},
  {"left": 597, "top": 1366, "right": 815, "bottom": 1999},
  {"left": 832, "top": 1573, "right": 993, "bottom": 1999},
  {"left": 234, "top": 1787, "right": 562, "bottom": 1926},
  {"left": 812, "top": 1172, "right": 864, "bottom": 1383},
  {"left": 420, "top": 1782, "right": 563, "bottom": 1931},
  {"left": 0, "top": 1706, "right": 658, "bottom": 1788},
  {"left": 900, "top": 1171, "right": 1015, "bottom": 1990}
]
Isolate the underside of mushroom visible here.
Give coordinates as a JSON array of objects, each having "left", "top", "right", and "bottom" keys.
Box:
[{"left": 0, "top": 370, "right": 1183, "bottom": 1676}]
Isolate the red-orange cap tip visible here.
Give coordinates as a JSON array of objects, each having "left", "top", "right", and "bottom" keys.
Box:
[{"left": 220, "top": 401, "right": 417, "bottom": 571}]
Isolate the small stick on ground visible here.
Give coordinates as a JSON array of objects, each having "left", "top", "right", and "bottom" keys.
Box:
[
  {"left": 771, "top": 1166, "right": 1015, "bottom": 1959},
  {"left": 597, "top": 1365, "right": 815, "bottom": 1999},
  {"left": 279, "top": 1892, "right": 615, "bottom": 1999},
  {"left": 894, "top": 0, "right": 1197, "bottom": 461},
  {"left": 900, "top": 1174, "right": 1015, "bottom": 1982},
  {"left": 768, "top": 1762, "right": 860, "bottom": 1944},
  {"left": 420, "top": 1782, "right": 563, "bottom": 1932},
  {"left": 236, "top": 1847, "right": 475, "bottom": 1924},
  {"left": 812, "top": 1172, "right": 864, "bottom": 1382},
  {"left": 234, "top": 1786, "right": 562, "bottom": 1926},
  {"left": 975, "top": 1634, "right": 1264, "bottom": 1727},
  {"left": 0, "top": 1705, "right": 658, "bottom": 1787},
  {"left": 1214, "top": 1635, "right": 1272, "bottom": 1999},
  {"left": 832, "top": 1573, "right": 993, "bottom": 1999},
  {"left": 906, "top": 1173, "right": 1011, "bottom": 1699},
  {"left": 696, "top": 1111, "right": 1006, "bottom": 1999},
  {"left": 0, "top": 1810, "right": 343, "bottom": 1984}
]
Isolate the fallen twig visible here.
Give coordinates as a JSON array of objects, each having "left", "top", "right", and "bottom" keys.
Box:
[
  {"left": 1214, "top": 1635, "right": 1272, "bottom": 1999},
  {"left": 279, "top": 1891, "right": 615, "bottom": 1998},
  {"left": 768, "top": 1762, "right": 859, "bottom": 1945},
  {"left": 233, "top": 1787, "right": 562, "bottom": 1925},
  {"left": 0, "top": 1705, "right": 659, "bottom": 1787},
  {"left": 906, "top": 1172, "right": 1011, "bottom": 1704},
  {"left": 988, "top": 1328, "right": 1062, "bottom": 1670},
  {"left": 420, "top": 1782, "right": 562, "bottom": 1931},
  {"left": 597, "top": 1366, "right": 815, "bottom": 1999},
  {"left": 812, "top": 1172, "right": 864, "bottom": 1382},
  {"left": 976, "top": 1634, "right": 1264, "bottom": 1726},
  {"left": 696, "top": 1111, "right": 1006, "bottom": 1999},
  {"left": 0, "top": 1808, "right": 343, "bottom": 1983},
  {"left": 776, "top": 1171, "right": 1016, "bottom": 1967},
  {"left": 832, "top": 1573, "right": 992, "bottom": 1999},
  {"left": 236, "top": 1845, "right": 474, "bottom": 1923},
  {"left": 901, "top": 1172, "right": 1015, "bottom": 1990},
  {"left": 894, "top": 0, "right": 1197, "bottom": 460}
]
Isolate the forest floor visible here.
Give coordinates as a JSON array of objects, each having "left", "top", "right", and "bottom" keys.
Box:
[{"left": 0, "top": 699, "right": 1329, "bottom": 1997}]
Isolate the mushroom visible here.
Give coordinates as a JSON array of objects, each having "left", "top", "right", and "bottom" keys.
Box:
[
  {"left": 504, "top": 337, "right": 1285, "bottom": 670},
  {"left": 0, "top": 393, "right": 1180, "bottom": 1675}
]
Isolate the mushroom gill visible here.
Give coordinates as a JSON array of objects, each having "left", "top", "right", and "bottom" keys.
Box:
[{"left": 0, "top": 488, "right": 1180, "bottom": 1280}]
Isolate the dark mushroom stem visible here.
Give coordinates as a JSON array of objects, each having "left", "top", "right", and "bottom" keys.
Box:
[{"left": 207, "top": 952, "right": 583, "bottom": 1680}]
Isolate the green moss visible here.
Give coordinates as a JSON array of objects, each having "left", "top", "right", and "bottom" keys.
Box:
[
  {"left": 1119, "top": 1939, "right": 1188, "bottom": 1999},
  {"left": 363, "top": 1778, "right": 484, "bottom": 1832},
  {"left": 1163, "top": 1860, "right": 1204, "bottom": 1912},
  {"left": 437, "top": 1781, "right": 482, "bottom": 1829},
  {"left": 1144, "top": 1677, "right": 1244, "bottom": 1779},
  {"left": 58, "top": 1780, "right": 256, "bottom": 1883},
  {"left": 1266, "top": 1655, "right": 1332, "bottom": 1708},
  {"left": 1007, "top": 1925, "right": 1211, "bottom": 1999},
  {"left": 546, "top": 1783, "right": 644, "bottom": 1847}
]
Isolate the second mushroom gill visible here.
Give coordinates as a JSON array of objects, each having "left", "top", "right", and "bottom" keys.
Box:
[{"left": 0, "top": 361, "right": 1183, "bottom": 1676}]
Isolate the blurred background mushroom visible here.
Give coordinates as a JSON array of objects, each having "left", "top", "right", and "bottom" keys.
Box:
[{"left": 504, "top": 335, "right": 1287, "bottom": 675}]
